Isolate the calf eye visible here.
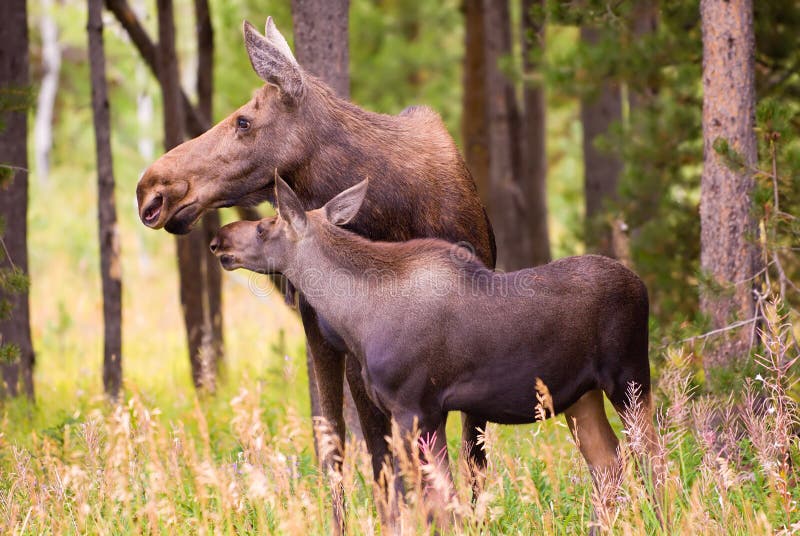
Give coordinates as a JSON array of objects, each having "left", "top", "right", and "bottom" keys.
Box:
[{"left": 236, "top": 116, "right": 251, "bottom": 131}]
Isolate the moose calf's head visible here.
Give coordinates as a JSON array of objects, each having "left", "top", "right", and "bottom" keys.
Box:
[
  {"left": 137, "top": 17, "right": 310, "bottom": 234},
  {"left": 210, "top": 176, "right": 369, "bottom": 274}
]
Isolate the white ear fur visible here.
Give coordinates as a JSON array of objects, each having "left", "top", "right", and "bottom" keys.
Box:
[
  {"left": 264, "top": 16, "right": 297, "bottom": 66},
  {"left": 275, "top": 175, "right": 308, "bottom": 234},
  {"left": 243, "top": 20, "right": 303, "bottom": 102},
  {"left": 324, "top": 179, "right": 369, "bottom": 226}
]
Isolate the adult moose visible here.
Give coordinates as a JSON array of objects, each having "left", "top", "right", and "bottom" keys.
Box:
[
  {"left": 210, "top": 177, "right": 659, "bottom": 528},
  {"left": 136, "top": 17, "right": 495, "bottom": 529}
]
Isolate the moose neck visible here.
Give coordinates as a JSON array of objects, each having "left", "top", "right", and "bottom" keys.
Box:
[
  {"left": 283, "top": 221, "right": 388, "bottom": 353},
  {"left": 285, "top": 79, "right": 425, "bottom": 217}
]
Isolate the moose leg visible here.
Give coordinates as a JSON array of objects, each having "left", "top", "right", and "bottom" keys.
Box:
[
  {"left": 299, "top": 299, "right": 346, "bottom": 534},
  {"left": 564, "top": 390, "right": 621, "bottom": 533},
  {"left": 611, "top": 390, "right": 666, "bottom": 523},
  {"left": 564, "top": 390, "right": 620, "bottom": 474},
  {"left": 344, "top": 354, "right": 399, "bottom": 526},
  {"left": 461, "top": 413, "right": 488, "bottom": 501},
  {"left": 394, "top": 411, "right": 455, "bottom": 529}
]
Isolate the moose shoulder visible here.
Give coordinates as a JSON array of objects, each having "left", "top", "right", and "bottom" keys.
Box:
[{"left": 211, "top": 177, "right": 659, "bottom": 524}]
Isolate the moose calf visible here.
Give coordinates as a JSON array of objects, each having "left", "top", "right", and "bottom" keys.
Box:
[{"left": 211, "top": 177, "right": 658, "bottom": 524}]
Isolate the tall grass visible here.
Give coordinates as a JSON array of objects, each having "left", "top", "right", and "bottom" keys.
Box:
[{"left": 2, "top": 300, "right": 797, "bottom": 534}]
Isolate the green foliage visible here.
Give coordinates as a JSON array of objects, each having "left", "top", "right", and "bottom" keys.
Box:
[
  {"left": 541, "top": 0, "right": 704, "bottom": 323},
  {"left": 713, "top": 137, "right": 747, "bottom": 172},
  {"left": 0, "top": 87, "right": 34, "bottom": 186},
  {"left": 350, "top": 0, "right": 464, "bottom": 136},
  {"left": 752, "top": 98, "right": 800, "bottom": 313},
  {"left": 0, "top": 342, "right": 20, "bottom": 365}
]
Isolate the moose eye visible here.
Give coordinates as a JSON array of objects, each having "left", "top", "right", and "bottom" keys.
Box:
[{"left": 236, "top": 116, "right": 251, "bottom": 131}]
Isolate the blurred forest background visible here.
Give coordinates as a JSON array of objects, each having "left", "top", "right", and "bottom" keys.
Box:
[{"left": 0, "top": 0, "right": 799, "bottom": 533}]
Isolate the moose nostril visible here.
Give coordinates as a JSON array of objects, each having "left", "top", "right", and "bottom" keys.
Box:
[
  {"left": 142, "top": 193, "right": 163, "bottom": 225},
  {"left": 209, "top": 237, "right": 220, "bottom": 253}
]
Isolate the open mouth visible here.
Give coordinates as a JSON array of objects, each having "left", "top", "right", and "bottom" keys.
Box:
[{"left": 142, "top": 194, "right": 163, "bottom": 226}]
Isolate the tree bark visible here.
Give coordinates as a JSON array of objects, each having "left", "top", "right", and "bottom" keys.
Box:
[
  {"left": 482, "top": 0, "right": 531, "bottom": 271},
  {"left": 291, "top": 0, "right": 361, "bottom": 439},
  {"left": 195, "top": 0, "right": 224, "bottom": 382},
  {"left": 580, "top": 26, "right": 622, "bottom": 258},
  {"left": 156, "top": 0, "right": 212, "bottom": 390},
  {"left": 0, "top": 0, "right": 34, "bottom": 399},
  {"left": 462, "top": 0, "right": 489, "bottom": 203},
  {"left": 521, "top": 0, "right": 550, "bottom": 266},
  {"left": 699, "top": 0, "right": 761, "bottom": 373},
  {"left": 88, "top": 0, "right": 123, "bottom": 401},
  {"left": 291, "top": 0, "right": 350, "bottom": 98}
]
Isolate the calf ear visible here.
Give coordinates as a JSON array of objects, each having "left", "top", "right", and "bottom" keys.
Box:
[
  {"left": 324, "top": 179, "right": 369, "bottom": 226},
  {"left": 275, "top": 174, "right": 307, "bottom": 235},
  {"left": 243, "top": 19, "right": 303, "bottom": 104}
]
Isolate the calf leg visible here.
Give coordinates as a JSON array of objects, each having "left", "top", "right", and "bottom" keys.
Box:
[
  {"left": 564, "top": 390, "right": 620, "bottom": 475},
  {"left": 564, "top": 390, "right": 621, "bottom": 534},
  {"left": 393, "top": 411, "right": 455, "bottom": 529},
  {"left": 611, "top": 390, "right": 666, "bottom": 523},
  {"left": 461, "top": 413, "right": 487, "bottom": 501}
]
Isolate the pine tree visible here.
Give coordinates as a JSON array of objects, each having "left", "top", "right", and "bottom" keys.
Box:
[{"left": 699, "top": 0, "right": 762, "bottom": 374}]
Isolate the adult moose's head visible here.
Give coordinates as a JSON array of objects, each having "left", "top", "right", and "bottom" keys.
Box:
[{"left": 137, "top": 17, "right": 314, "bottom": 234}]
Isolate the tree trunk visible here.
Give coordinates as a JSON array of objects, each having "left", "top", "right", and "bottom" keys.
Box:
[
  {"left": 156, "top": 0, "right": 212, "bottom": 391},
  {"left": 462, "top": 0, "right": 489, "bottom": 203},
  {"left": 482, "top": 0, "right": 531, "bottom": 271},
  {"left": 88, "top": 0, "right": 123, "bottom": 401},
  {"left": 33, "top": 0, "right": 61, "bottom": 185},
  {"left": 580, "top": 26, "right": 622, "bottom": 258},
  {"left": 291, "top": 0, "right": 361, "bottom": 439},
  {"left": 0, "top": 0, "right": 34, "bottom": 399},
  {"left": 291, "top": 0, "right": 350, "bottom": 98},
  {"left": 195, "top": 0, "right": 224, "bottom": 381},
  {"left": 699, "top": 0, "right": 761, "bottom": 374},
  {"left": 521, "top": 0, "right": 550, "bottom": 266}
]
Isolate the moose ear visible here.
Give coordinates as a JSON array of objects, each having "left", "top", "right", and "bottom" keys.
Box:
[
  {"left": 275, "top": 174, "right": 307, "bottom": 235},
  {"left": 243, "top": 19, "right": 303, "bottom": 103},
  {"left": 324, "top": 179, "right": 369, "bottom": 226},
  {"left": 264, "top": 17, "right": 297, "bottom": 65}
]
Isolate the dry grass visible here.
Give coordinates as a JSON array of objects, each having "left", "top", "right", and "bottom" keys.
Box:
[{"left": 1, "top": 300, "right": 798, "bottom": 534}]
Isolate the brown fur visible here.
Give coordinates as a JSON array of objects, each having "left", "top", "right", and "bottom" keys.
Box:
[{"left": 136, "top": 18, "right": 496, "bottom": 533}]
